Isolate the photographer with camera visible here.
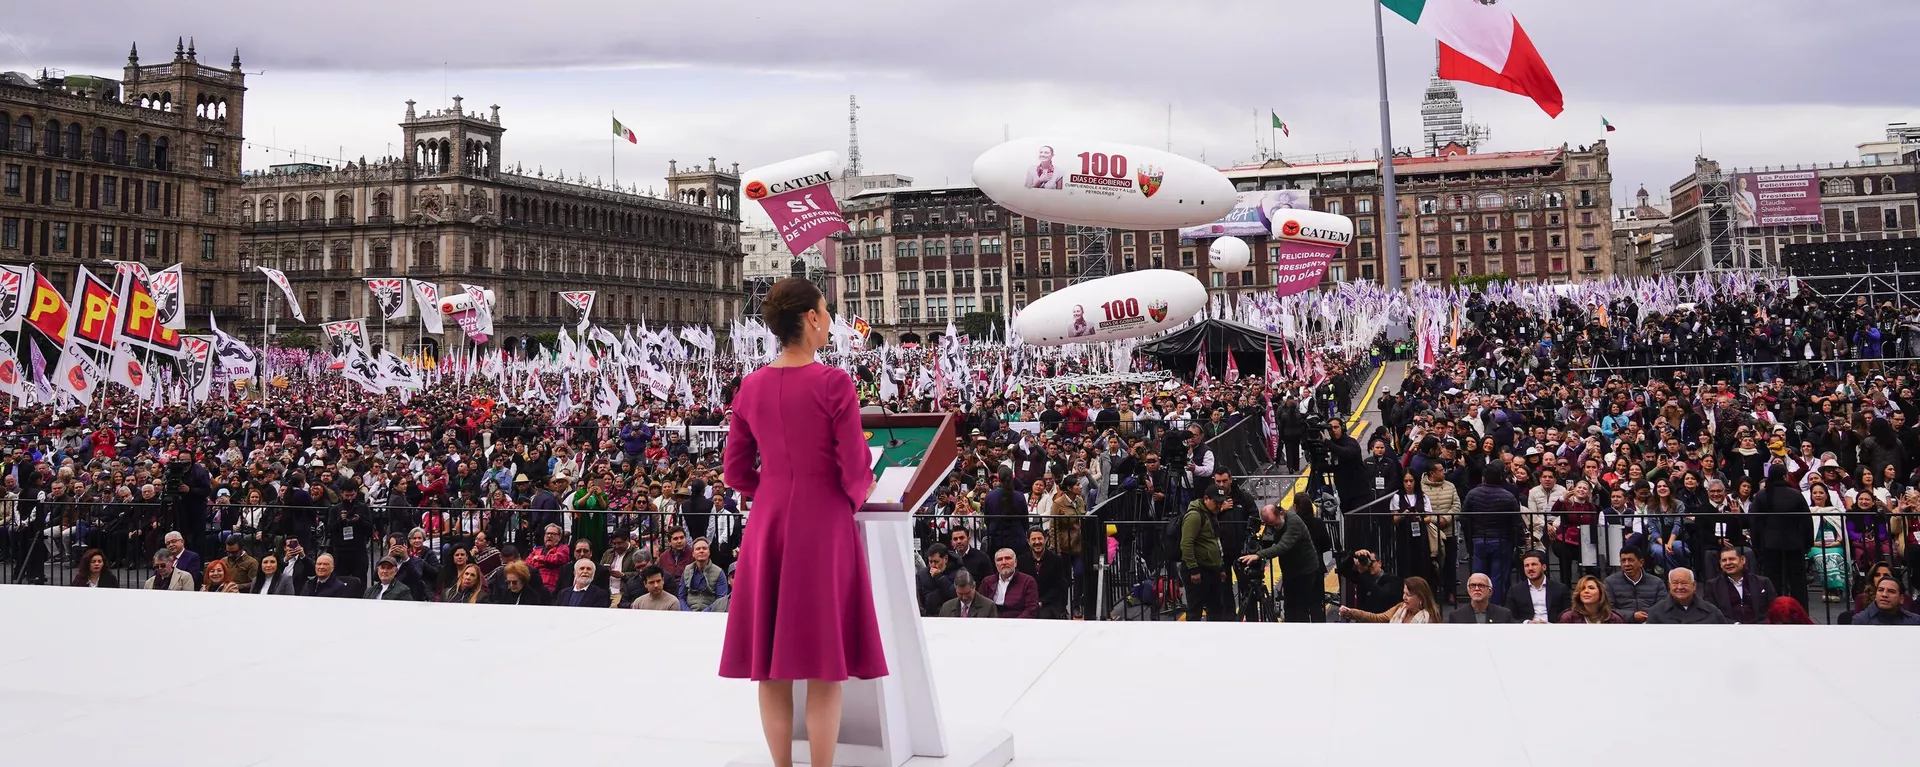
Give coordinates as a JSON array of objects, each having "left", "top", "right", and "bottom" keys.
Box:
[
  {"left": 1339, "top": 548, "right": 1402, "bottom": 616},
  {"left": 1239, "top": 493, "right": 1326, "bottom": 622}
]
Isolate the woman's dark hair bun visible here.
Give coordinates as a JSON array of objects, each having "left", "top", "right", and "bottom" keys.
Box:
[{"left": 763, "top": 277, "right": 824, "bottom": 348}]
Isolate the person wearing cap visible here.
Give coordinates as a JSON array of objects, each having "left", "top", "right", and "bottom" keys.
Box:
[
  {"left": 366, "top": 556, "right": 414, "bottom": 600},
  {"left": 1178, "top": 486, "right": 1233, "bottom": 622}
]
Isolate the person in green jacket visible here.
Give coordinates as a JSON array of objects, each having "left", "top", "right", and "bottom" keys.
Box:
[
  {"left": 568, "top": 475, "right": 609, "bottom": 554},
  {"left": 1180, "top": 487, "right": 1231, "bottom": 621},
  {"left": 1239, "top": 494, "right": 1326, "bottom": 623}
]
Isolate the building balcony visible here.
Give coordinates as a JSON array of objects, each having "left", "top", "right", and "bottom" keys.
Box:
[
  {"left": 363, "top": 266, "right": 394, "bottom": 276},
  {"left": 331, "top": 217, "right": 356, "bottom": 226},
  {"left": 366, "top": 215, "right": 395, "bottom": 225}
]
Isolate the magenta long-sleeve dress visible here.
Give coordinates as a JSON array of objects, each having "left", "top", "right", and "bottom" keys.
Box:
[{"left": 719, "top": 362, "right": 889, "bottom": 682}]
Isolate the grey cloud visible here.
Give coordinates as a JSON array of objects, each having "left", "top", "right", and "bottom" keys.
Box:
[{"left": 13, "top": 0, "right": 1919, "bottom": 109}]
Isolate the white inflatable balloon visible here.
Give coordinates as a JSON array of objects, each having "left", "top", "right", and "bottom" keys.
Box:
[
  {"left": 1014, "top": 269, "right": 1206, "bottom": 346},
  {"left": 972, "top": 138, "right": 1237, "bottom": 230},
  {"left": 1207, "top": 236, "right": 1251, "bottom": 271}
]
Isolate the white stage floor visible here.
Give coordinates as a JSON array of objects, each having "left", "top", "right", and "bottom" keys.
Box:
[{"left": 2, "top": 586, "right": 1914, "bottom": 766}]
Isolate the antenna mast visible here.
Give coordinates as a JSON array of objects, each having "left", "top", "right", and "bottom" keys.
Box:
[{"left": 846, "top": 95, "right": 863, "bottom": 179}]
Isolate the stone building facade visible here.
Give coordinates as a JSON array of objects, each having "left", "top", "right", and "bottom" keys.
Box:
[
  {"left": 0, "top": 39, "right": 247, "bottom": 323},
  {"left": 238, "top": 98, "right": 741, "bottom": 354}
]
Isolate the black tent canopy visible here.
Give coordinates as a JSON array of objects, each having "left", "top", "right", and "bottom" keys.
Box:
[{"left": 1136, "top": 318, "right": 1288, "bottom": 378}]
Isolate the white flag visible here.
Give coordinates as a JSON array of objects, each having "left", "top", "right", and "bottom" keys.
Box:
[
  {"left": 257, "top": 266, "right": 304, "bottom": 323},
  {"left": 411, "top": 280, "right": 444, "bottom": 334}
]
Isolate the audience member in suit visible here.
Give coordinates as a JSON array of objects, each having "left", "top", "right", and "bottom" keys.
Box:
[
  {"left": 1701, "top": 548, "right": 1776, "bottom": 624},
  {"left": 1445, "top": 572, "right": 1516, "bottom": 623},
  {"left": 938, "top": 569, "right": 998, "bottom": 618},
  {"left": 303, "top": 553, "right": 360, "bottom": 598},
  {"left": 553, "top": 559, "right": 612, "bottom": 608},
  {"left": 978, "top": 548, "right": 1040, "bottom": 618},
  {"left": 1502, "top": 551, "right": 1571, "bottom": 622},
  {"left": 143, "top": 549, "right": 195, "bottom": 591},
  {"left": 163, "top": 532, "right": 202, "bottom": 588}
]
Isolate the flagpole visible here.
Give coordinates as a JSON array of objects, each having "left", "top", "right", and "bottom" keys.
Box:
[
  {"left": 1372, "top": 0, "right": 1407, "bottom": 341},
  {"left": 610, "top": 111, "right": 617, "bottom": 190}
]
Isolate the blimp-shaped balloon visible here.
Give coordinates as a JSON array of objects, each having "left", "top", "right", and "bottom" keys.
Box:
[
  {"left": 1014, "top": 269, "right": 1206, "bottom": 346},
  {"left": 439, "top": 288, "right": 496, "bottom": 316},
  {"left": 972, "top": 138, "right": 1237, "bottom": 229},
  {"left": 1269, "top": 208, "right": 1355, "bottom": 247},
  {"left": 1207, "top": 236, "right": 1251, "bottom": 271}
]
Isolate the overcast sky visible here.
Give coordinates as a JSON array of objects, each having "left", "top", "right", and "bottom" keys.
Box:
[{"left": 8, "top": 0, "right": 1918, "bottom": 227}]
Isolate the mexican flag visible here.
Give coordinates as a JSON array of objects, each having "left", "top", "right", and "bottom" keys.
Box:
[
  {"left": 1271, "top": 111, "right": 1290, "bottom": 137},
  {"left": 1602, "top": 116, "right": 1616, "bottom": 132},
  {"left": 612, "top": 116, "right": 637, "bottom": 144},
  {"left": 1383, "top": 0, "right": 1564, "bottom": 117}
]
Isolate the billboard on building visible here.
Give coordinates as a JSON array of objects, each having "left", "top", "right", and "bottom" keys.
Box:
[
  {"left": 1177, "top": 189, "right": 1312, "bottom": 240},
  {"left": 1733, "top": 171, "right": 1822, "bottom": 228}
]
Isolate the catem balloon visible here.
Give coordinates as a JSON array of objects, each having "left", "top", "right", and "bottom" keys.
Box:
[
  {"left": 1207, "top": 236, "right": 1251, "bottom": 271},
  {"left": 1269, "top": 208, "right": 1354, "bottom": 247},
  {"left": 972, "top": 138, "right": 1237, "bottom": 230},
  {"left": 1014, "top": 269, "right": 1207, "bottom": 346},
  {"left": 739, "top": 150, "right": 841, "bottom": 201},
  {"left": 438, "top": 288, "right": 495, "bottom": 316}
]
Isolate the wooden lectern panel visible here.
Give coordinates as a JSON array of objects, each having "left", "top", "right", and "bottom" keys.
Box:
[{"left": 859, "top": 412, "right": 959, "bottom": 513}]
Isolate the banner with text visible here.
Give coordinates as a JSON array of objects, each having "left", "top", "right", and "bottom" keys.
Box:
[{"left": 1734, "top": 171, "right": 1822, "bottom": 228}]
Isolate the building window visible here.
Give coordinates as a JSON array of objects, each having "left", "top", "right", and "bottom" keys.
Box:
[
  {"left": 1886, "top": 208, "right": 1901, "bottom": 229},
  {"left": 1360, "top": 263, "right": 1376, "bottom": 281},
  {"left": 2, "top": 218, "right": 18, "bottom": 249},
  {"left": 201, "top": 233, "right": 217, "bottom": 260},
  {"left": 1359, "top": 241, "right": 1375, "bottom": 259},
  {"left": 52, "top": 170, "right": 71, "bottom": 202},
  {"left": 1356, "top": 198, "right": 1373, "bottom": 214},
  {"left": 1180, "top": 249, "right": 1195, "bottom": 267},
  {"left": 1357, "top": 219, "right": 1375, "bottom": 237},
  {"left": 1483, "top": 216, "right": 1499, "bottom": 230},
  {"left": 99, "top": 226, "right": 114, "bottom": 255},
  {"left": 867, "top": 273, "right": 884, "bottom": 291},
  {"left": 102, "top": 177, "right": 117, "bottom": 207},
  {"left": 1580, "top": 233, "right": 1596, "bottom": 248},
  {"left": 928, "top": 298, "right": 948, "bottom": 320},
  {"left": 1452, "top": 217, "right": 1467, "bottom": 233},
  {"left": 1418, "top": 197, "right": 1438, "bottom": 214},
  {"left": 1485, "top": 236, "right": 1501, "bottom": 251},
  {"left": 1516, "top": 213, "right": 1531, "bottom": 228},
  {"left": 144, "top": 229, "right": 158, "bottom": 257},
  {"left": 1149, "top": 231, "right": 1164, "bottom": 245},
  {"left": 1040, "top": 260, "right": 1052, "bottom": 276},
  {"left": 1325, "top": 200, "right": 1342, "bottom": 216},
  {"left": 199, "top": 280, "right": 215, "bottom": 309},
  {"left": 202, "top": 143, "right": 218, "bottom": 169},
  {"left": 1547, "top": 213, "right": 1562, "bottom": 227},
  {"left": 1842, "top": 210, "right": 1857, "bottom": 231},
  {"left": 1210, "top": 271, "right": 1224, "bottom": 288},
  {"left": 1518, "top": 235, "right": 1532, "bottom": 250},
  {"left": 1477, "top": 193, "right": 1503, "bottom": 209},
  {"left": 1420, "top": 219, "right": 1438, "bottom": 234},
  {"left": 1548, "top": 234, "right": 1563, "bottom": 249},
  {"left": 842, "top": 275, "right": 858, "bottom": 295},
  {"left": 203, "top": 189, "right": 218, "bottom": 216},
  {"left": 2, "top": 165, "right": 18, "bottom": 196},
  {"left": 1452, "top": 238, "right": 1468, "bottom": 254},
  {"left": 1425, "top": 262, "right": 1438, "bottom": 278},
  {"left": 1422, "top": 240, "right": 1438, "bottom": 256},
  {"left": 51, "top": 223, "right": 67, "bottom": 252},
  {"left": 899, "top": 271, "right": 919, "bottom": 291}
]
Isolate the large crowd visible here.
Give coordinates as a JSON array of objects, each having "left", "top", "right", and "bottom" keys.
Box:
[{"left": 8, "top": 277, "right": 1920, "bottom": 626}]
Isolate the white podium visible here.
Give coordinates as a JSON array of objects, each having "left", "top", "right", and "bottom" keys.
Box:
[{"left": 732, "top": 412, "right": 1013, "bottom": 767}]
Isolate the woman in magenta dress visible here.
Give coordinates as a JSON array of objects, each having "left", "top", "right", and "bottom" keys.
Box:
[{"left": 721, "top": 277, "right": 887, "bottom": 767}]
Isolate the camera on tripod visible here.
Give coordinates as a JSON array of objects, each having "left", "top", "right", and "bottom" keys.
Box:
[{"left": 1299, "top": 414, "right": 1333, "bottom": 467}]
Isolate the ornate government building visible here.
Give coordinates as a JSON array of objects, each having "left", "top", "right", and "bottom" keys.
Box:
[
  {"left": 0, "top": 40, "right": 248, "bottom": 325},
  {"left": 238, "top": 97, "right": 741, "bottom": 354}
]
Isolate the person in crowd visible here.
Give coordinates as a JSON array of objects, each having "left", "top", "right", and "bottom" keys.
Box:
[
  {"left": 1558, "top": 575, "right": 1624, "bottom": 624},
  {"left": 162, "top": 531, "right": 202, "bottom": 587},
  {"left": 442, "top": 563, "right": 486, "bottom": 604},
  {"left": 1603, "top": 547, "right": 1668, "bottom": 624},
  {"left": 1241, "top": 496, "right": 1325, "bottom": 623},
  {"left": 1764, "top": 596, "right": 1814, "bottom": 625},
  {"left": 488, "top": 561, "right": 548, "bottom": 606},
  {"left": 979, "top": 547, "right": 1039, "bottom": 619},
  {"left": 69, "top": 548, "right": 118, "bottom": 588},
  {"left": 1020, "top": 529, "right": 1070, "bottom": 619},
  {"left": 222, "top": 537, "right": 258, "bottom": 592},
  {"left": 1750, "top": 466, "right": 1815, "bottom": 608},
  {"left": 1179, "top": 486, "right": 1232, "bottom": 622},
  {"left": 1464, "top": 464, "right": 1522, "bottom": 604},
  {"left": 251, "top": 554, "right": 296, "bottom": 595},
  {"left": 679, "top": 537, "right": 729, "bottom": 612},
  {"left": 918, "top": 543, "right": 958, "bottom": 617},
  {"left": 948, "top": 527, "right": 991, "bottom": 583},
  {"left": 554, "top": 558, "right": 611, "bottom": 608},
  {"left": 938, "top": 569, "right": 997, "bottom": 618},
  {"left": 1445, "top": 573, "right": 1514, "bottom": 623},
  {"left": 1852, "top": 577, "right": 1920, "bottom": 625},
  {"left": 1646, "top": 568, "right": 1728, "bottom": 624},
  {"left": 366, "top": 557, "right": 413, "bottom": 601},
  {"left": 200, "top": 560, "right": 240, "bottom": 593},
  {"left": 1501, "top": 551, "right": 1570, "bottom": 623},
  {"left": 1702, "top": 547, "right": 1777, "bottom": 624},
  {"left": 628, "top": 565, "right": 684, "bottom": 611},
  {"left": 525, "top": 524, "right": 571, "bottom": 593},
  {"left": 304, "top": 553, "right": 359, "bottom": 599},
  {"left": 143, "top": 549, "right": 193, "bottom": 591},
  {"left": 1339, "top": 575, "right": 1441, "bottom": 623}
]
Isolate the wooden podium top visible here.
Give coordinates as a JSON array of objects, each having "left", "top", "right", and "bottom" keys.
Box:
[{"left": 859, "top": 411, "right": 959, "bottom": 513}]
